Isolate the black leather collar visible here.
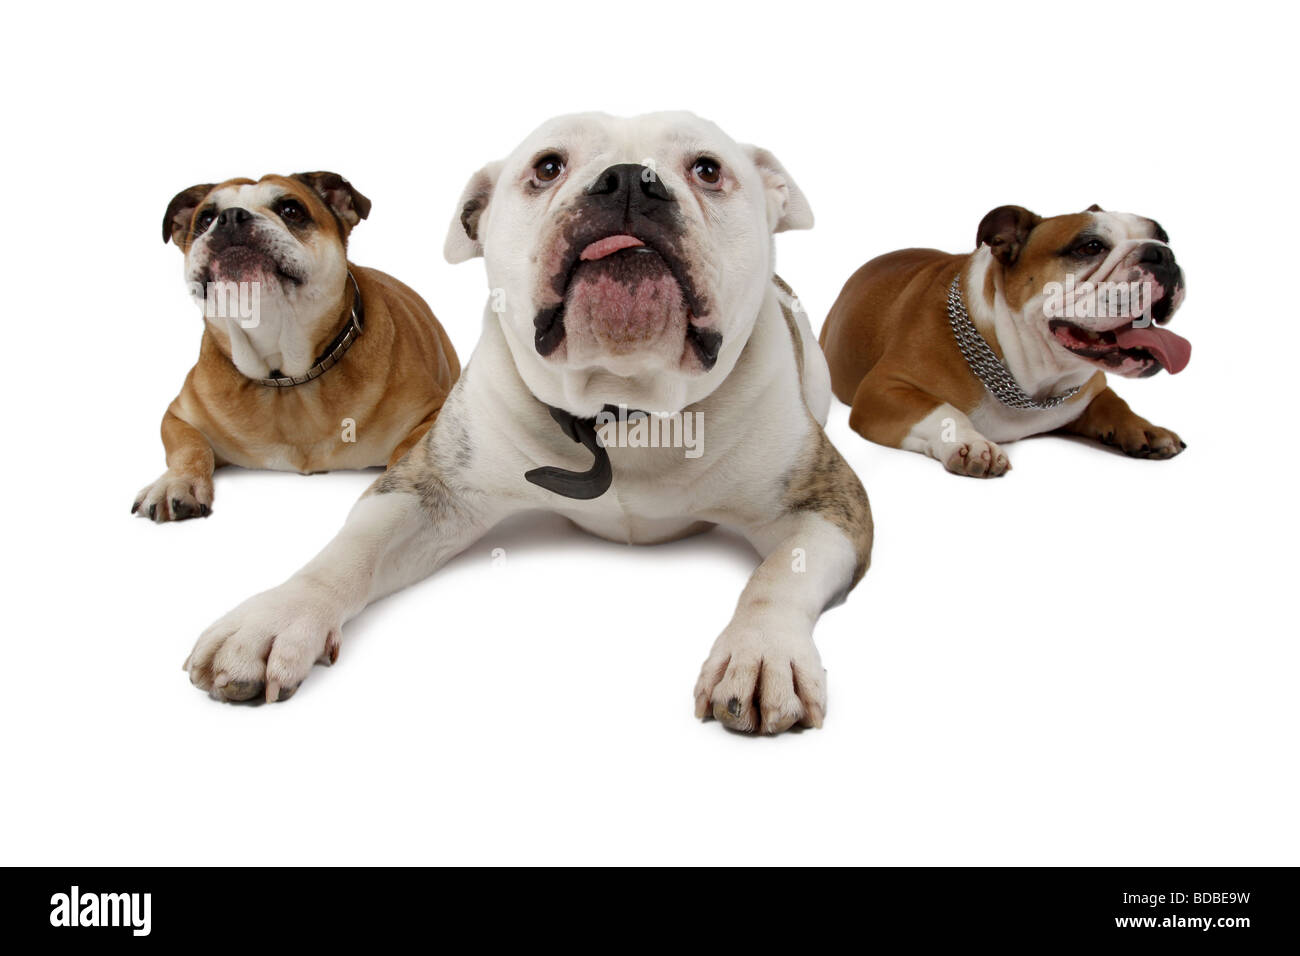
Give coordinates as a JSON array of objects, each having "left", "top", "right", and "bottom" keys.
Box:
[
  {"left": 524, "top": 404, "right": 616, "bottom": 500},
  {"left": 257, "top": 271, "right": 365, "bottom": 388}
]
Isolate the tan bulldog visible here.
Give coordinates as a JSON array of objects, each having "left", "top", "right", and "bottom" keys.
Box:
[
  {"left": 819, "top": 205, "right": 1190, "bottom": 476},
  {"left": 135, "top": 172, "right": 460, "bottom": 520}
]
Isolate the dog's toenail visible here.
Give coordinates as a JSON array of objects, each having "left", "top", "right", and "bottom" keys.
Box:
[{"left": 726, "top": 697, "right": 742, "bottom": 717}]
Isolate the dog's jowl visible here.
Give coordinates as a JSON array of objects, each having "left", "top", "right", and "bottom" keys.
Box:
[{"left": 183, "top": 113, "right": 873, "bottom": 734}]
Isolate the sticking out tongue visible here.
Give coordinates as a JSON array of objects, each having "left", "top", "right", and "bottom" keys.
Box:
[
  {"left": 1112, "top": 326, "right": 1192, "bottom": 374},
  {"left": 580, "top": 235, "right": 645, "bottom": 261}
]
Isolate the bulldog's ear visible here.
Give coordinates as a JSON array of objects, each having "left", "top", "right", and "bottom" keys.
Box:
[
  {"left": 1086, "top": 203, "right": 1104, "bottom": 212},
  {"left": 744, "top": 146, "right": 813, "bottom": 233},
  {"left": 445, "top": 162, "right": 502, "bottom": 264},
  {"left": 292, "top": 171, "right": 372, "bottom": 231},
  {"left": 976, "top": 205, "right": 1042, "bottom": 267},
  {"left": 162, "top": 183, "right": 215, "bottom": 245}
]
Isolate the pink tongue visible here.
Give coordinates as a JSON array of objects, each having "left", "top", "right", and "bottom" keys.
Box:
[
  {"left": 580, "top": 235, "right": 644, "bottom": 261},
  {"left": 1113, "top": 326, "right": 1192, "bottom": 374}
]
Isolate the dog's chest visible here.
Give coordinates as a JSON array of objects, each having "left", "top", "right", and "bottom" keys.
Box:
[
  {"left": 211, "top": 432, "right": 393, "bottom": 473},
  {"left": 550, "top": 445, "right": 712, "bottom": 543},
  {"left": 553, "top": 423, "right": 793, "bottom": 543},
  {"left": 967, "top": 395, "right": 1089, "bottom": 443},
  {"left": 201, "top": 397, "right": 408, "bottom": 473}
]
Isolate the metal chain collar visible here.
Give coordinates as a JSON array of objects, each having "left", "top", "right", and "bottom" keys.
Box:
[
  {"left": 947, "top": 275, "right": 1080, "bottom": 410},
  {"left": 255, "top": 271, "right": 365, "bottom": 388}
]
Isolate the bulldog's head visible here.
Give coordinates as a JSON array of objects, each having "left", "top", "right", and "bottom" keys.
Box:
[
  {"left": 162, "top": 172, "right": 370, "bottom": 375},
  {"left": 445, "top": 112, "right": 812, "bottom": 415},
  {"left": 977, "top": 204, "right": 1190, "bottom": 377}
]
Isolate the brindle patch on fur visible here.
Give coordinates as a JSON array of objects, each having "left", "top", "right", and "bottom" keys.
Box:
[
  {"left": 774, "top": 274, "right": 872, "bottom": 587},
  {"left": 366, "top": 392, "right": 485, "bottom": 524},
  {"left": 783, "top": 429, "right": 873, "bottom": 588},
  {"left": 369, "top": 437, "right": 469, "bottom": 523},
  {"left": 452, "top": 416, "right": 474, "bottom": 470}
]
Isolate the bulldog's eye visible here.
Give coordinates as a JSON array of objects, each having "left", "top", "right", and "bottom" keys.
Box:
[
  {"left": 1074, "top": 238, "right": 1108, "bottom": 257},
  {"left": 533, "top": 154, "right": 565, "bottom": 185},
  {"left": 275, "top": 199, "right": 308, "bottom": 223},
  {"left": 692, "top": 156, "right": 723, "bottom": 187},
  {"left": 195, "top": 208, "right": 216, "bottom": 232}
]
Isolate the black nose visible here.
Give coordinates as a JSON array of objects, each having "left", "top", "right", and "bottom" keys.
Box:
[
  {"left": 1140, "top": 242, "right": 1174, "bottom": 267},
  {"left": 216, "top": 207, "right": 253, "bottom": 230},
  {"left": 585, "top": 163, "right": 675, "bottom": 206}
]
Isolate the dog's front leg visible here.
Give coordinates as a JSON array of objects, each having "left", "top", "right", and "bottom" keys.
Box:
[
  {"left": 1059, "top": 386, "right": 1186, "bottom": 459},
  {"left": 696, "top": 436, "right": 873, "bottom": 734},
  {"left": 133, "top": 408, "right": 215, "bottom": 521},
  {"left": 185, "top": 451, "right": 499, "bottom": 702}
]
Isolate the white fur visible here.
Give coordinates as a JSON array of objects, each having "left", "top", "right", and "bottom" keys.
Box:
[
  {"left": 903, "top": 402, "right": 1011, "bottom": 477},
  {"left": 444, "top": 111, "right": 811, "bottom": 417},
  {"left": 185, "top": 113, "right": 862, "bottom": 734},
  {"left": 914, "top": 210, "right": 1179, "bottom": 469},
  {"left": 184, "top": 182, "right": 347, "bottom": 379},
  {"left": 964, "top": 248, "right": 1098, "bottom": 426}
]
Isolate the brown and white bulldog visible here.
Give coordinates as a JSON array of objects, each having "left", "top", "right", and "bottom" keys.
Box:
[
  {"left": 135, "top": 172, "right": 460, "bottom": 520},
  {"left": 819, "top": 205, "right": 1191, "bottom": 476}
]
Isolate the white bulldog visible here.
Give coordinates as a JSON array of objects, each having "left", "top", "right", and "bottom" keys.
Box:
[{"left": 183, "top": 112, "right": 874, "bottom": 734}]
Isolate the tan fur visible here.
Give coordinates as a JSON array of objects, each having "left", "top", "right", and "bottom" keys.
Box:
[
  {"left": 820, "top": 249, "right": 985, "bottom": 446},
  {"left": 820, "top": 208, "right": 1183, "bottom": 470},
  {"left": 999, "top": 214, "right": 1093, "bottom": 312},
  {"left": 138, "top": 175, "right": 459, "bottom": 520},
  {"left": 1059, "top": 384, "right": 1185, "bottom": 458},
  {"left": 170, "top": 265, "right": 458, "bottom": 474}
]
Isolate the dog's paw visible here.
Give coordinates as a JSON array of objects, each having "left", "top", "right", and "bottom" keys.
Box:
[
  {"left": 132, "top": 471, "right": 213, "bottom": 522},
  {"left": 1104, "top": 423, "right": 1186, "bottom": 459},
  {"left": 940, "top": 438, "right": 1010, "bottom": 478},
  {"left": 693, "top": 619, "right": 826, "bottom": 735},
  {"left": 184, "top": 584, "right": 342, "bottom": 703}
]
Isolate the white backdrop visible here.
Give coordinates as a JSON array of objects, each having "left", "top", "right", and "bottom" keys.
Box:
[{"left": 2, "top": 0, "right": 1295, "bottom": 865}]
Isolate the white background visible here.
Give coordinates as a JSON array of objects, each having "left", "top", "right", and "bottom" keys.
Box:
[{"left": 2, "top": 0, "right": 1296, "bottom": 865}]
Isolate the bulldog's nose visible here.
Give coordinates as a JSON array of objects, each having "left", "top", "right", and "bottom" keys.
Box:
[
  {"left": 216, "top": 207, "right": 253, "bottom": 230},
  {"left": 585, "top": 163, "right": 675, "bottom": 206},
  {"left": 1140, "top": 242, "right": 1175, "bottom": 267}
]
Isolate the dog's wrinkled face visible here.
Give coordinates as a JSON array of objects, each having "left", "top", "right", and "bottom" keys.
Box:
[
  {"left": 162, "top": 173, "right": 369, "bottom": 351},
  {"left": 446, "top": 112, "right": 812, "bottom": 415},
  {"left": 978, "top": 205, "right": 1190, "bottom": 377}
]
